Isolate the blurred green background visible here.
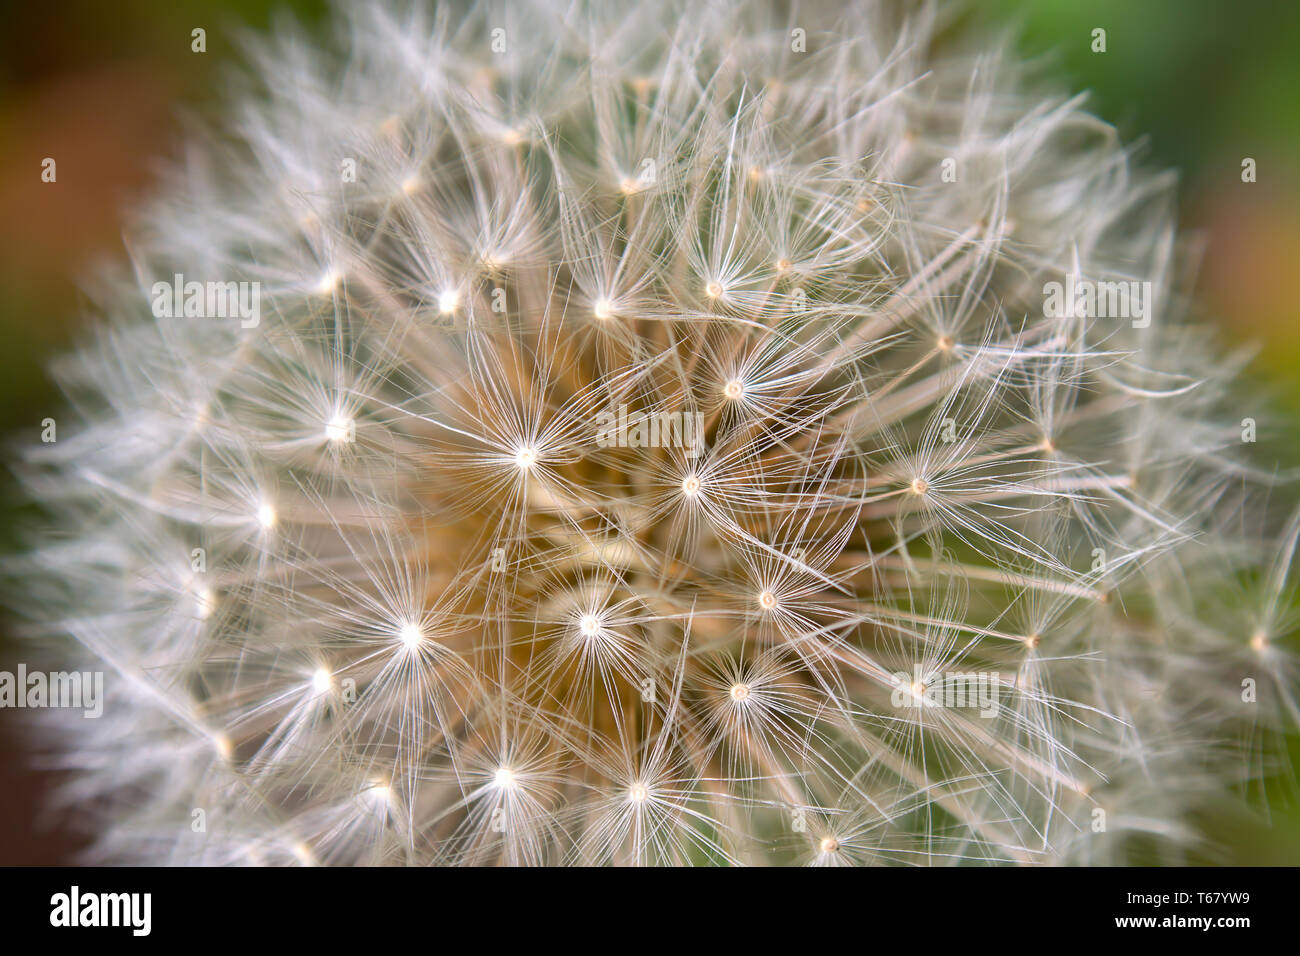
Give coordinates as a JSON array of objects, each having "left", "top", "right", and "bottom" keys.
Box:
[{"left": 0, "top": 0, "right": 1297, "bottom": 863}]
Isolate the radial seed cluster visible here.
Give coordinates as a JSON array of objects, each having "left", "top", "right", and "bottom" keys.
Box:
[{"left": 15, "top": 0, "right": 1299, "bottom": 865}]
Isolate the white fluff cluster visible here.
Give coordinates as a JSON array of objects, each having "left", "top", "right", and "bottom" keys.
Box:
[{"left": 15, "top": 0, "right": 1299, "bottom": 865}]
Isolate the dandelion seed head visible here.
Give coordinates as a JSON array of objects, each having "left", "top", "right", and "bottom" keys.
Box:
[
  {"left": 514, "top": 446, "right": 537, "bottom": 470},
  {"left": 291, "top": 842, "right": 316, "bottom": 866},
  {"left": 494, "top": 766, "right": 517, "bottom": 790},
  {"left": 194, "top": 586, "right": 216, "bottom": 620},
  {"left": 398, "top": 622, "right": 424, "bottom": 649},
  {"left": 324, "top": 414, "right": 353, "bottom": 443},
  {"left": 11, "top": 0, "right": 1296, "bottom": 868},
  {"left": 212, "top": 732, "right": 233, "bottom": 761}
]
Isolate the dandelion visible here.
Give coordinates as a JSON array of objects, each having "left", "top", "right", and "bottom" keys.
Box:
[{"left": 8, "top": 0, "right": 1298, "bottom": 866}]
